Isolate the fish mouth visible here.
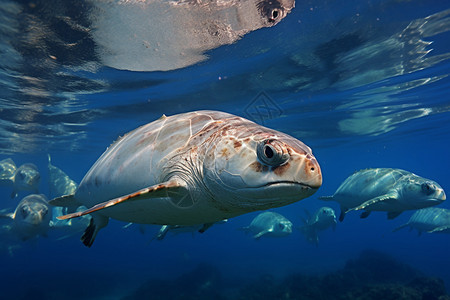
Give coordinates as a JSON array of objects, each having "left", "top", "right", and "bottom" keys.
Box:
[{"left": 261, "top": 181, "right": 319, "bottom": 190}]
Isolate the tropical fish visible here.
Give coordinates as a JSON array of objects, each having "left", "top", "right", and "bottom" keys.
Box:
[
  {"left": 320, "top": 168, "right": 446, "bottom": 221},
  {"left": 299, "top": 206, "right": 336, "bottom": 246},
  {"left": 393, "top": 207, "right": 450, "bottom": 235},
  {"left": 240, "top": 211, "right": 293, "bottom": 239},
  {"left": 50, "top": 110, "right": 321, "bottom": 247}
]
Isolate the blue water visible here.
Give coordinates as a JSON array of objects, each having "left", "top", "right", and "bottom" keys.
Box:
[{"left": 1, "top": 0, "right": 450, "bottom": 299}]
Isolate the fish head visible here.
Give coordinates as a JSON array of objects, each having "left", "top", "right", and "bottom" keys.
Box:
[
  {"left": 317, "top": 206, "right": 337, "bottom": 223},
  {"left": 274, "top": 218, "right": 293, "bottom": 235},
  {"left": 399, "top": 175, "right": 446, "bottom": 208},
  {"left": 14, "top": 195, "right": 51, "bottom": 226},
  {"left": 14, "top": 163, "right": 41, "bottom": 192},
  {"left": 203, "top": 126, "right": 322, "bottom": 211},
  {"left": 255, "top": 0, "right": 295, "bottom": 26}
]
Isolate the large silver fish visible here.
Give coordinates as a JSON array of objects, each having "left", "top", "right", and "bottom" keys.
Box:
[
  {"left": 50, "top": 110, "right": 321, "bottom": 247},
  {"left": 393, "top": 207, "right": 450, "bottom": 235},
  {"left": 320, "top": 168, "right": 446, "bottom": 221},
  {"left": 90, "top": 0, "right": 295, "bottom": 71}
]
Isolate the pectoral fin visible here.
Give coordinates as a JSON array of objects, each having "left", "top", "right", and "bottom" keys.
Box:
[
  {"left": 57, "top": 179, "right": 187, "bottom": 221},
  {"left": 347, "top": 194, "right": 397, "bottom": 213},
  {"left": 49, "top": 194, "right": 81, "bottom": 207},
  {"left": 428, "top": 226, "right": 450, "bottom": 233},
  {"left": 338, "top": 207, "right": 347, "bottom": 222},
  {"left": 0, "top": 212, "right": 14, "bottom": 220},
  {"left": 253, "top": 230, "right": 270, "bottom": 239}
]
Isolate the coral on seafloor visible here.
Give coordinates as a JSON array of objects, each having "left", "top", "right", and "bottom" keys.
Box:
[{"left": 123, "top": 250, "right": 450, "bottom": 300}]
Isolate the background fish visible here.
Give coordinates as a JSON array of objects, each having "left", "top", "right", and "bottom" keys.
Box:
[
  {"left": 47, "top": 154, "right": 78, "bottom": 199},
  {"left": 393, "top": 207, "right": 450, "bottom": 235},
  {"left": 0, "top": 194, "right": 52, "bottom": 241},
  {"left": 320, "top": 168, "right": 446, "bottom": 221},
  {"left": 11, "top": 163, "right": 40, "bottom": 199},
  {"left": 50, "top": 206, "right": 92, "bottom": 240},
  {"left": 0, "top": 158, "right": 15, "bottom": 187},
  {"left": 299, "top": 207, "right": 336, "bottom": 246},
  {"left": 240, "top": 211, "right": 293, "bottom": 239}
]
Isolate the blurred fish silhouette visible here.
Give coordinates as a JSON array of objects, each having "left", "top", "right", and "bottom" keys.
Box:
[
  {"left": 0, "top": 158, "right": 16, "bottom": 186},
  {"left": 50, "top": 206, "right": 92, "bottom": 240},
  {"left": 47, "top": 154, "right": 78, "bottom": 199},
  {"left": 90, "top": 0, "right": 295, "bottom": 71},
  {"left": 154, "top": 219, "right": 227, "bottom": 241},
  {"left": 240, "top": 211, "right": 293, "bottom": 239},
  {"left": 393, "top": 207, "right": 450, "bottom": 235},
  {"left": 299, "top": 207, "right": 336, "bottom": 246},
  {"left": 11, "top": 163, "right": 40, "bottom": 199}
]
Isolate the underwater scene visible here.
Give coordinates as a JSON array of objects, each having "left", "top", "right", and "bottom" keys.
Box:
[{"left": 1, "top": 0, "right": 450, "bottom": 299}]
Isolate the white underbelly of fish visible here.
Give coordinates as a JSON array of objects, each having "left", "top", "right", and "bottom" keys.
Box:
[{"left": 94, "top": 197, "right": 232, "bottom": 225}]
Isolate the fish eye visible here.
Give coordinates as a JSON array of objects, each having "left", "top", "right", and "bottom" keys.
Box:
[
  {"left": 264, "top": 145, "right": 275, "bottom": 159},
  {"left": 257, "top": 1, "right": 283, "bottom": 23},
  {"left": 257, "top": 140, "right": 289, "bottom": 167},
  {"left": 421, "top": 182, "right": 435, "bottom": 195},
  {"left": 271, "top": 9, "right": 280, "bottom": 21}
]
